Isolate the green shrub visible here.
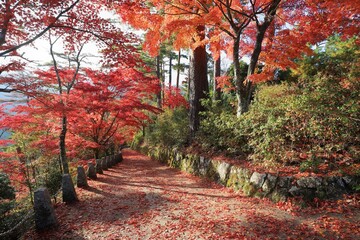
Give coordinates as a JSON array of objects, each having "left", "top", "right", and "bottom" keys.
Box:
[
  {"left": 0, "top": 172, "right": 16, "bottom": 218},
  {"left": 131, "top": 131, "right": 144, "bottom": 149},
  {"left": 241, "top": 78, "right": 360, "bottom": 167},
  {"left": 197, "top": 99, "right": 247, "bottom": 155},
  {"left": 0, "top": 172, "right": 15, "bottom": 200},
  {"left": 44, "top": 165, "right": 62, "bottom": 197},
  {"left": 239, "top": 36, "right": 360, "bottom": 168},
  {"left": 145, "top": 107, "right": 189, "bottom": 147}
]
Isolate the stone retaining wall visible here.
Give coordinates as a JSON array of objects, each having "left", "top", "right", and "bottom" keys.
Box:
[{"left": 136, "top": 145, "right": 360, "bottom": 202}]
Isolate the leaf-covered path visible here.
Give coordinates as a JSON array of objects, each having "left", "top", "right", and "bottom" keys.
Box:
[{"left": 25, "top": 149, "right": 359, "bottom": 239}]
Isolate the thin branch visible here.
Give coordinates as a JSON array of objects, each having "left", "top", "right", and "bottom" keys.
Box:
[
  {"left": 49, "top": 32, "right": 63, "bottom": 94},
  {"left": 0, "top": 0, "right": 80, "bottom": 57},
  {"left": 66, "top": 43, "right": 85, "bottom": 93}
]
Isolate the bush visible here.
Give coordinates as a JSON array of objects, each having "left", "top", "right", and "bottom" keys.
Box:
[
  {"left": 44, "top": 164, "right": 62, "bottom": 197},
  {"left": 132, "top": 131, "right": 144, "bottom": 149},
  {"left": 0, "top": 172, "right": 15, "bottom": 201},
  {"left": 145, "top": 107, "right": 189, "bottom": 147},
  {"left": 240, "top": 36, "right": 360, "bottom": 168},
  {"left": 242, "top": 78, "right": 360, "bottom": 167},
  {"left": 197, "top": 99, "right": 247, "bottom": 155},
  {"left": 0, "top": 172, "right": 16, "bottom": 218},
  {"left": 197, "top": 74, "right": 359, "bottom": 169}
]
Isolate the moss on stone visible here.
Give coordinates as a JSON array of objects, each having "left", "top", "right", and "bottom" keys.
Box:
[
  {"left": 270, "top": 189, "right": 288, "bottom": 202},
  {"left": 227, "top": 171, "right": 241, "bottom": 190},
  {"left": 226, "top": 167, "right": 251, "bottom": 192},
  {"left": 180, "top": 155, "right": 199, "bottom": 174},
  {"left": 206, "top": 160, "right": 220, "bottom": 182},
  {"left": 242, "top": 181, "right": 257, "bottom": 196}
]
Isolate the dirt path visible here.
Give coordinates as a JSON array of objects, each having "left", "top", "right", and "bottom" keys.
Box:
[{"left": 24, "top": 149, "right": 360, "bottom": 239}]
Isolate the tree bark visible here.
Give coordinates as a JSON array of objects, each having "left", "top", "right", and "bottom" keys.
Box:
[
  {"left": 168, "top": 53, "right": 172, "bottom": 89},
  {"left": 176, "top": 50, "right": 181, "bottom": 88},
  {"left": 213, "top": 57, "right": 221, "bottom": 101},
  {"left": 156, "top": 55, "right": 162, "bottom": 108},
  {"left": 59, "top": 115, "right": 69, "bottom": 174},
  {"left": 243, "top": 0, "right": 281, "bottom": 112},
  {"left": 233, "top": 34, "right": 249, "bottom": 117},
  {"left": 94, "top": 148, "right": 100, "bottom": 159},
  {"left": 189, "top": 25, "right": 209, "bottom": 138}
]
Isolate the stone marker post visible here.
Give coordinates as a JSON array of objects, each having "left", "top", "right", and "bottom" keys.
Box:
[
  {"left": 87, "top": 162, "right": 97, "bottom": 180},
  {"left": 96, "top": 159, "right": 103, "bottom": 174},
  {"left": 114, "top": 154, "right": 119, "bottom": 164},
  {"left": 106, "top": 156, "right": 112, "bottom": 168},
  {"left": 101, "top": 157, "right": 108, "bottom": 171},
  {"left": 76, "top": 166, "right": 88, "bottom": 188},
  {"left": 111, "top": 155, "right": 116, "bottom": 166},
  {"left": 34, "top": 188, "right": 58, "bottom": 231},
  {"left": 62, "top": 174, "right": 78, "bottom": 203}
]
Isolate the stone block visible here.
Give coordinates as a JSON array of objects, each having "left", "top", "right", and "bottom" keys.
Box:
[
  {"left": 198, "top": 156, "right": 210, "bottom": 177},
  {"left": 106, "top": 156, "right": 112, "bottom": 168},
  {"left": 102, "top": 157, "right": 108, "bottom": 170},
  {"left": 87, "top": 163, "right": 97, "bottom": 180},
  {"left": 250, "top": 172, "right": 267, "bottom": 189},
  {"left": 34, "top": 188, "right": 58, "bottom": 231},
  {"left": 289, "top": 186, "right": 301, "bottom": 196},
  {"left": 217, "top": 162, "right": 231, "bottom": 185},
  {"left": 262, "top": 174, "right": 277, "bottom": 193},
  {"left": 227, "top": 166, "right": 243, "bottom": 190},
  {"left": 277, "top": 176, "right": 293, "bottom": 188},
  {"left": 96, "top": 159, "right": 103, "bottom": 174},
  {"left": 76, "top": 166, "right": 88, "bottom": 188},
  {"left": 110, "top": 155, "right": 115, "bottom": 166},
  {"left": 118, "top": 151, "right": 123, "bottom": 162},
  {"left": 323, "top": 176, "right": 347, "bottom": 199},
  {"left": 62, "top": 174, "right": 78, "bottom": 203},
  {"left": 297, "top": 177, "right": 323, "bottom": 189},
  {"left": 207, "top": 160, "right": 221, "bottom": 182},
  {"left": 270, "top": 188, "right": 289, "bottom": 202}
]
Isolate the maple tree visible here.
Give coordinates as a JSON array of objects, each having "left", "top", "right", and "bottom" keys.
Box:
[
  {"left": 162, "top": 87, "right": 188, "bottom": 109},
  {"left": 116, "top": 0, "right": 359, "bottom": 118},
  {"left": 229, "top": 0, "right": 359, "bottom": 114},
  {"left": 0, "top": 0, "right": 162, "bottom": 206},
  {"left": 117, "top": 1, "right": 210, "bottom": 137},
  {"left": 1, "top": 65, "right": 159, "bottom": 166},
  {"left": 0, "top": 0, "right": 78, "bottom": 92},
  {"left": 0, "top": 61, "right": 159, "bottom": 205},
  {"left": 0, "top": 0, "right": 141, "bottom": 173},
  {"left": 0, "top": 0, "right": 137, "bottom": 92},
  {"left": 70, "top": 68, "right": 160, "bottom": 158}
]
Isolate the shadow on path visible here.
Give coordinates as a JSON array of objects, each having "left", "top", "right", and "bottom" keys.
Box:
[{"left": 23, "top": 149, "right": 360, "bottom": 240}]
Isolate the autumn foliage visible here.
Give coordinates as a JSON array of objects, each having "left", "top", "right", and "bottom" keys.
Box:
[
  {"left": 1, "top": 67, "right": 159, "bottom": 157},
  {"left": 0, "top": 1, "right": 164, "bottom": 200},
  {"left": 162, "top": 87, "right": 188, "bottom": 109},
  {"left": 0, "top": 1, "right": 359, "bottom": 237}
]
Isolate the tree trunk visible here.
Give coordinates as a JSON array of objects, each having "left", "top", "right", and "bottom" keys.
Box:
[
  {"left": 213, "top": 57, "right": 221, "bottom": 101},
  {"left": 59, "top": 115, "right": 69, "bottom": 174},
  {"left": 176, "top": 50, "right": 181, "bottom": 88},
  {"left": 168, "top": 54, "right": 172, "bottom": 89},
  {"left": 243, "top": 28, "right": 267, "bottom": 111},
  {"left": 156, "top": 56, "right": 162, "bottom": 108},
  {"left": 94, "top": 148, "right": 100, "bottom": 159},
  {"left": 189, "top": 25, "right": 209, "bottom": 138},
  {"left": 245, "top": 0, "right": 280, "bottom": 110},
  {"left": 233, "top": 35, "right": 249, "bottom": 117}
]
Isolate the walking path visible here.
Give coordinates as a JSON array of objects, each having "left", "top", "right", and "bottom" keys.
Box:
[{"left": 24, "top": 149, "right": 360, "bottom": 239}]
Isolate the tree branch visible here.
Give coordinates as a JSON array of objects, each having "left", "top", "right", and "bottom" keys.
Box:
[{"left": 0, "top": 0, "right": 80, "bottom": 57}]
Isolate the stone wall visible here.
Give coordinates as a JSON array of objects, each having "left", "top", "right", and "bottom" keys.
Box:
[{"left": 136, "top": 145, "right": 360, "bottom": 202}]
